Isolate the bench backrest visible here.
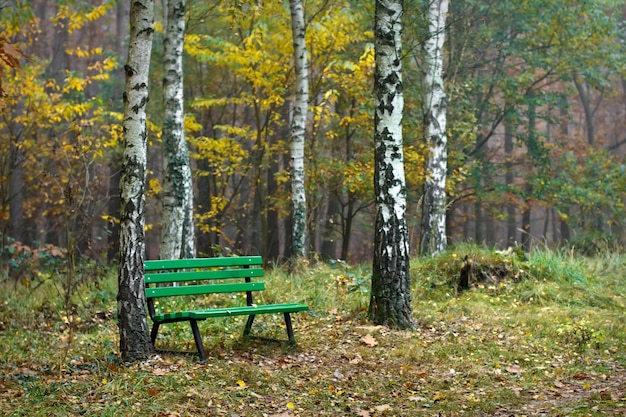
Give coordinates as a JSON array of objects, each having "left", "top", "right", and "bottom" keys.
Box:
[{"left": 143, "top": 256, "right": 264, "bottom": 318}]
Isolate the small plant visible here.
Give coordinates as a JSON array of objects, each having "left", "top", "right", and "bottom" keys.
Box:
[{"left": 557, "top": 319, "right": 603, "bottom": 352}]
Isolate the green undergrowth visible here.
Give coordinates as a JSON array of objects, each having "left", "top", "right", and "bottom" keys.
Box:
[{"left": 1, "top": 244, "right": 625, "bottom": 416}]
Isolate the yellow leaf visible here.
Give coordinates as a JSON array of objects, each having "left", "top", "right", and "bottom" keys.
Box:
[
  {"left": 286, "top": 402, "right": 295, "bottom": 409},
  {"left": 236, "top": 380, "right": 247, "bottom": 387}
]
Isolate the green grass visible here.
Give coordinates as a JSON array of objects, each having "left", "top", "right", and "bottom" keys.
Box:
[{"left": 1, "top": 244, "right": 625, "bottom": 416}]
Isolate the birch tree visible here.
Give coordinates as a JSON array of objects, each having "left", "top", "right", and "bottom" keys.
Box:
[
  {"left": 369, "top": 0, "right": 414, "bottom": 330},
  {"left": 118, "top": 0, "right": 155, "bottom": 362},
  {"left": 160, "top": 0, "right": 195, "bottom": 260},
  {"left": 289, "top": 0, "right": 309, "bottom": 258},
  {"left": 420, "top": 0, "right": 449, "bottom": 256}
]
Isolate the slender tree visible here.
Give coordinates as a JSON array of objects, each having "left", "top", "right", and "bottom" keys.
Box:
[
  {"left": 288, "top": 0, "right": 309, "bottom": 258},
  {"left": 118, "top": 0, "right": 155, "bottom": 362},
  {"left": 420, "top": 0, "right": 449, "bottom": 256},
  {"left": 369, "top": 0, "right": 414, "bottom": 330},
  {"left": 160, "top": 0, "right": 195, "bottom": 260}
]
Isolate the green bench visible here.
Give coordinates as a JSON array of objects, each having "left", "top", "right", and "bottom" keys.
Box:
[{"left": 144, "top": 256, "right": 309, "bottom": 361}]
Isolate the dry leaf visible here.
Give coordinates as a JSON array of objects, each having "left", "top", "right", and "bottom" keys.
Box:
[
  {"left": 505, "top": 364, "right": 524, "bottom": 374},
  {"left": 249, "top": 391, "right": 263, "bottom": 399},
  {"left": 374, "top": 404, "right": 391, "bottom": 412},
  {"left": 151, "top": 368, "right": 168, "bottom": 376},
  {"left": 361, "top": 334, "right": 378, "bottom": 347},
  {"left": 356, "top": 411, "right": 370, "bottom": 417},
  {"left": 408, "top": 395, "right": 427, "bottom": 402}
]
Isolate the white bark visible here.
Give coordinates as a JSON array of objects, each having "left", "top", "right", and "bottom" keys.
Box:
[
  {"left": 289, "top": 0, "right": 309, "bottom": 258},
  {"left": 118, "top": 0, "right": 155, "bottom": 362},
  {"left": 420, "top": 0, "right": 449, "bottom": 256},
  {"left": 160, "top": 0, "right": 195, "bottom": 260},
  {"left": 369, "top": 0, "right": 413, "bottom": 330}
]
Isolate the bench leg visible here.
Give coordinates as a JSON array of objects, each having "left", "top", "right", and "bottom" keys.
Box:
[
  {"left": 150, "top": 323, "right": 160, "bottom": 345},
  {"left": 283, "top": 313, "right": 296, "bottom": 345},
  {"left": 189, "top": 320, "right": 207, "bottom": 362},
  {"left": 243, "top": 315, "right": 256, "bottom": 338}
]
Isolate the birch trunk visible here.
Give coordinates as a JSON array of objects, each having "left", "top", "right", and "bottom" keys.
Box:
[
  {"left": 289, "top": 0, "right": 309, "bottom": 258},
  {"left": 369, "top": 0, "right": 414, "bottom": 330},
  {"left": 420, "top": 0, "right": 449, "bottom": 256},
  {"left": 160, "top": 0, "right": 195, "bottom": 260},
  {"left": 118, "top": 0, "right": 155, "bottom": 362}
]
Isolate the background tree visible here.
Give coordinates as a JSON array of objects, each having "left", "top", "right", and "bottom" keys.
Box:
[
  {"left": 419, "top": 0, "right": 449, "bottom": 256},
  {"left": 160, "top": 0, "right": 195, "bottom": 260},
  {"left": 369, "top": 0, "right": 414, "bottom": 329},
  {"left": 288, "top": 0, "right": 309, "bottom": 258},
  {"left": 117, "top": 0, "right": 155, "bottom": 362}
]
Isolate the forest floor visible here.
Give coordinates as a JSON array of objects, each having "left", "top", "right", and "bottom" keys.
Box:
[{"left": 1, "top": 247, "right": 625, "bottom": 416}]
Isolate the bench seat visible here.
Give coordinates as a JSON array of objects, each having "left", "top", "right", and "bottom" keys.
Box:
[{"left": 153, "top": 303, "right": 309, "bottom": 322}]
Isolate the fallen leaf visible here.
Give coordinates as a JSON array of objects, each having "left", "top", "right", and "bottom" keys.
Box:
[
  {"left": 408, "top": 395, "right": 428, "bottom": 402},
  {"left": 375, "top": 404, "right": 391, "bottom": 412},
  {"left": 416, "top": 371, "right": 428, "bottom": 378},
  {"left": 505, "top": 364, "right": 524, "bottom": 374},
  {"left": 361, "top": 334, "right": 378, "bottom": 347},
  {"left": 151, "top": 368, "right": 168, "bottom": 376},
  {"left": 249, "top": 391, "right": 263, "bottom": 399},
  {"left": 433, "top": 392, "right": 445, "bottom": 401},
  {"left": 572, "top": 373, "right": 587, "bottom": 379},
  {"left": 356, "top": 410, "right": 370, "bottom": 417},
  {"left": 286, "top": 401, "right": 295, "bottom": 409},
  {"left": 333, "top": 370, "right": 345, "bottom": 379},
  {"left": 236, "top": 379, "right": 247, "bottom": 387}
]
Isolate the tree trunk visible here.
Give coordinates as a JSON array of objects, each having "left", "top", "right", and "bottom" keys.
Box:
[
  {"left": 321, "top": 195, "right": 340, "bottom": 260},
  {"left": 107, "top": 0, "right": 130, "bottom": 262},
  {"left": 558, "top": 103, "right": 571, "bottom": 243},
  {"left": 504, "top": 109, "right": 516, "bottom": 245},
  {"left": 474, "top": 199, "right": 483, "bottom": 243},
  {"left": 369, "top": 0, "right": 413, "bottom": 330},
  {"left": 521, "top": 199, "right": 532, "bottom": 252},
  {"left": 8, "top": 113, "right": 25, "bottom": 244},
  {"left": 420, "top": 0, "right": 449, "bottom": 256},
  {"left": 574, "top": 80, "right": 595, "bottom": 146},
  {"left": 289, "top": 0, "right": 309, "bottom": 258},
  {"left": 160, "top": 0, "right": 195, "bottom": 260},
  {"left": 117, "top": 0, "right": 155, "bottom": 363}
]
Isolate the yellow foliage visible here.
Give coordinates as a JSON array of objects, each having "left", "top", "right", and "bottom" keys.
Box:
[{"left": 148, "top": 178, "right": 162, "bottom": 197}]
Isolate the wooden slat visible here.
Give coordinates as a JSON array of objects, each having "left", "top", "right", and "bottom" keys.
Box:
[
  {"left": 146, "top": 282, "right": 265, "bottom": 299},
  {"left": 145, "top": 268, "right": 263, "bottom": 284},
  {"left": 188, "top": 303, "right": 309, "bottom": 319},
  {"left": 144, "top": 256, "right": 262, "bottom": 271}
]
